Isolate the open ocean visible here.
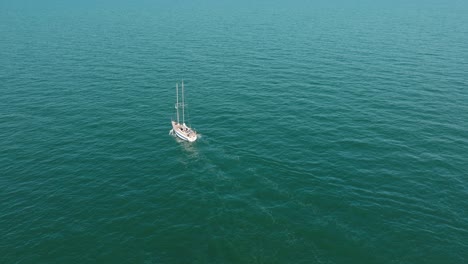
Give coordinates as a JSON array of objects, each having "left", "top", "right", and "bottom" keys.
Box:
[{"left": 1, "top": 1, "right": 467, "bottom": 263}]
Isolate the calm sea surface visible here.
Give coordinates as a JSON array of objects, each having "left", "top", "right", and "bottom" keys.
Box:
[{"left": 1, "top": 1, "right": 467, "bottom": 263}]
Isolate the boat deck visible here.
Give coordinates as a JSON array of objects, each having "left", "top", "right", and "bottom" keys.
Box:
[{"left": 172, "top": 121, "right": 197, "bottom": 142}]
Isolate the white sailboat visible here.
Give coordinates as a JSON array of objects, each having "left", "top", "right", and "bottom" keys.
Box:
[{"left": 170, "top": 81, "right": 197, "bottom": 142}]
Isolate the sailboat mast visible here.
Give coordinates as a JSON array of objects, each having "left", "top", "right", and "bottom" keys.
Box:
[
  {"left": 176, "top": 83, "right": 179, "bottom": 123},
  {"left": 182, "top": 80, "right": 185, "bottom": 124}
]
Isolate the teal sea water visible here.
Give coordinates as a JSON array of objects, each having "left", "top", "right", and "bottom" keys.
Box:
[{"left": 1, "top": 1, "right": 468, "bottom": 263}]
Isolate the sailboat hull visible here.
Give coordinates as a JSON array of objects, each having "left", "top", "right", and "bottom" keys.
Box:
[{"left": 172, "top": 121, "right": 197, "bottom": 142}]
